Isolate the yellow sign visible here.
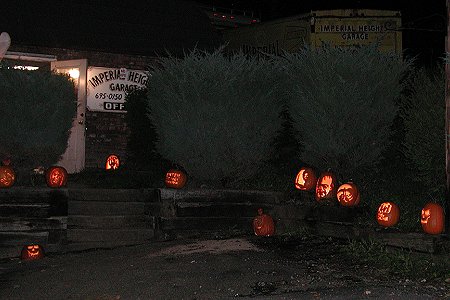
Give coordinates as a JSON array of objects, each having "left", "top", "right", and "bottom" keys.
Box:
[
  {"left": 223, "top": 10, "right": 402, "bottom": 56},
  {"left": 311, "top": 17, "right": 401, "bottom": 54}
]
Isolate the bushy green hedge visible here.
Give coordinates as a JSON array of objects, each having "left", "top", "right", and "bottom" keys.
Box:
[
  {"left": 371, "top": 65, "right": 447, "bottom": 232},
  {"left": 146, "top": 49, "right": 282, "bottom": 187},
  {"left": 124, "top": 88, "right": 170, "bottom": 187},
  {"left": 125, "top": 88, "right": 161, "bottom": 168},
  {"left": 0, "top": 65, "right": 76, "bottom": 183},
  {"left": 400, "top": 66, "right": 446, "bottom": 196},
  {"left": 274, "top": 45, "right": 411, "bottom": 185}
]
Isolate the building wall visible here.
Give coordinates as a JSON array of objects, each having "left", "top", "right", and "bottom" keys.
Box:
[
  {"left": 8, "top": 45, "right": 157, "bottom": 170},
  {"left": 85, "top": 111, "right": 129, "bottom": 169}
]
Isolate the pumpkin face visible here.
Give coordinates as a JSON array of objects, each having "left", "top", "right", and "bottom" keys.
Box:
[
  {"left": 376, "top": 202, "right": 400, "bottom": 227},
  {"left": 337, "top": 183, "right": 360, "bottom": 206},
  {"left": 253, "top": 208, "right": 275, "bottom": 236},
  {"left": 165, "top": 169, "right": 187, "bottom": 189},
  {"left": 294, "top": 167, "right": 317, "bottom": 191},
  {"left": 45, "top": 166, "right": 68, "bottom": 188},
  {"left": 105, "top": 154, "right": 120, "bottom": 170},
  {"left": 21, "top": 244, "right": 44, "bottom": 260},
  {"left": 0, "top": 165, "right": 15, "bottom": 188},
  {"left": 421, "top": 203, "right": 445, "bottom": 235},
  {"left": 315, "top": 172, "right": 337, "bottom": 201}
]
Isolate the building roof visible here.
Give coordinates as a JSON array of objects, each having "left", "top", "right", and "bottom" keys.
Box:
[{"left": 1, "top": 0, "right": 223, "bottom": 56}]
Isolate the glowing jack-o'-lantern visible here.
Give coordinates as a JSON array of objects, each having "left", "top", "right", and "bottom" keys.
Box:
[
  {"left": 294, "top": 167, "right": 317, "bottom": 191},
  {"left": 165, "top": 169, "right": 187, "bottom": 189},
  {"left": 376, "top": 202, "right": 400, "bottom": 227},
  {"left": 21, "top": 244, "right": 44, "bottom": 260},
  {"left": 253, "top": 208, "right": 275, "bottom": 236},
  {"left": 421, "top": 203, "right": 444, "bottom": 235},
  {"left": 105, "top": 154, "right": 120, "bottom": 170},
  {"left": 337, "top": 182, "right": 360, "bottom": 206},
  {"left": 45, "top": 166, "right": 68, "bottom": 188},
  {"left": 0, "top": 159, "right": 15, "bottom": 188},
  {"left": 315, "top": 172, "right": 337, "bottom": 202}
]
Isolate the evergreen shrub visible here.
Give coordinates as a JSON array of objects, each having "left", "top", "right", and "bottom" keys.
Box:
[
  {"left": 124, "top": 88, "right": 169, "bottom": 187},
  {"left": 0, "top": 65, "right": 76, "bottom": 183},
  {"left": 400, "top": 66, "right": 446, "bottom": 197},
  {"left": 146, "top": 49, "right": 282, "bottom": 187},
  {"left": 125, "top": 88, "right": 161, "bottom": 168},
  {"left": 256, "top": 106, "right": 304, "bottom": 191},
  {"left": 275, "top": 45, "right": 411, "bottom": 186}
]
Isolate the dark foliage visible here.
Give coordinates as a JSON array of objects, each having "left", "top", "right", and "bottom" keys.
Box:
[
  {"left": 0, "top": 64, "right": 76, "bottom": 184},
  {"left": 146, "top": 48, "right": 282, "bottom": 187},
  {"left": 275, "top": 45, "right": 411, "bottom": 189},
  {"left": 124, "top": 88, "right": 170, "bottom": 185}
]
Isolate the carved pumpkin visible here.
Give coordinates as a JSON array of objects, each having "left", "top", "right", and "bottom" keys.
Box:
[
  {"left": 165, "top": 169, "right": 187, "bottom": 189},
  {"left": 376, "top": 202, "right": 400, "bottom": 227},
  {"left": 253, "top": 208, "right": 275, "bottom": 236},
  {"left": 294, "top": 167, "right": 317, "bottom": 191},
  {"left": 0, "top": 159, "right": 15, "bottom": 188},
  {"left": 45, "top": 166, "right": 68, "bottom": 188},
  {"left": 421, "top": 203, "right": 445, "bottom": 235},
  {"left": 105, "top": 154, "right": 120, "bottom": 170},
  {"left": 315, "top": 171, "right": 337, "bottom": 202},
  {"left": 21, "top": 244, "right": 44, "bottom": 260},
  {"left": 337, "top": 182, "right": 360, "bottom": 206}
]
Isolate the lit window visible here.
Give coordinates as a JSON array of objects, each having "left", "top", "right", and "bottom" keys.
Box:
[
  {"left": 13, "top": 65, "right": 39, "bottom": 71},
  {"left": 68, "top": 68, "right": 80, "bottom": 79}
]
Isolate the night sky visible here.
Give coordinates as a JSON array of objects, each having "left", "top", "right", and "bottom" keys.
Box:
[
  {"left": 196, "top": 0, "right": 447, "bottom": 65},
  {"left": 2, "top": 0, "right": 447, "bottom": 65}
]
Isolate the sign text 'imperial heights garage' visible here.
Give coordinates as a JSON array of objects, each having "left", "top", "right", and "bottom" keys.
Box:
[{"left": 87, "top": 67, "right": 148, "bottom": 112}]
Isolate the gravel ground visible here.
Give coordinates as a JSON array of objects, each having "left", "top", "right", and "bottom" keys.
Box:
[{"left": 0, "top": 236, "right": 449, "bottom": 299}]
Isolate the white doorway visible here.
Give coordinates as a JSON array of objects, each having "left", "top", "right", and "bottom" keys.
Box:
[{"left": 51, "top": 59, "right": 87, "bottom": 173}]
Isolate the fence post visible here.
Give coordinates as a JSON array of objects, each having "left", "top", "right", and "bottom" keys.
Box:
[{"left": 446, "top": 0, "right": 450, "bottom": 232}]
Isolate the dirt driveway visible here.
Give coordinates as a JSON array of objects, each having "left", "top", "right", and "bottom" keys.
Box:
[{"left": 0, "top": 236, "right": 448, "bottom": 299}]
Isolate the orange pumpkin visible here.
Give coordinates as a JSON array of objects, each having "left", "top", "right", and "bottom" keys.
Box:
[
  {"left": 165, "top": 169, "right": 187, "bottom": 189},
  {"left": 376, "top": 202, "right": 400, "bottom": 227},
  {"left": 315, "top": 171, "right": 337, "bottom": 202},
  {"left": 253, "top": 208, "right": 275, "bottom": 236},
  {"left": 21, "top": 244, "right": 44, "bottom": 260},
  {"left": 45, "top": 166, "right": 68, "bottom": 188},
  {"left": 105, "top": 154, "right": 120, "bottom": 170},
  {"left": 337, "top": 182, "right": 360, "bottom": 206},
  {"left": 294, "top": 167, "right": 317, "bottom": 191},
  {"left": 0, "top": 163, "right": 15, "bottom": 188},
  {"left": 421, "top": 203, "right": 445, "bottom": 235}
]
